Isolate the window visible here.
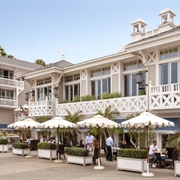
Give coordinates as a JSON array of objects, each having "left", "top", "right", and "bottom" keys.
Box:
[
  {"left": 37, "top": 86, "right": 52, "bottom": 101},
  {"left": 160, "top": 62, "right": 178, "bottom": 85},
  {"left": 0, "top": 89, "right": 14, "bottom": 99},
  {"left": 160, "top": 47, "right": 178, "bottom": 60},
  {"left": 124, "top": 60, "right": 144, "bottom": 71},
  {"left": 65, "top": 83, "right": 80, "bottom": 101},
  {"left": 91, "top": 67, "right": 110, "bottom": 77},
  {"left": 124, "top": 72, "right": 146, "bottom": 96},
  {"left": 91, "top": 78, "right": 111, "bottom": 99},
  {"left": 37, "top": 77, "right": 51, "bottom": 85},
  {"left": 0, "top": 69, "right": 14, "bottom": 79},
  {"left": 64, "top": 74, "right": 80, "bottom": 82}
]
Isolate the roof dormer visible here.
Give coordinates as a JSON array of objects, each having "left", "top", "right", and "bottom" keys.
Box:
[
  {"left": 131, "top": 18, "right": 147, "bottom": 42},
  {"left": 158, "top": 8, "right": 176, "bottom": 33}
]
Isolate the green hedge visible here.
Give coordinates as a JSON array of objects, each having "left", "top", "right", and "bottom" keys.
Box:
[
  {"left": 117, "top": 149, "right": 147, "bottom": 159},
  {"left": 0, "top": 138, "right": 8, "bottom": 145},
  {"left": 37, "top": 142, "right": 56, "bottom": 150},
  {"left": 65, "top": 147, "right": 89, "bottom": 157},
  {"left": 12, "top": 142, "right": 28, "bottom": 149}
]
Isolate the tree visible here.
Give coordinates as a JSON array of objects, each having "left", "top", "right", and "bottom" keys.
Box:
[
  {"left": 7, "top": 54, "right": 14, "bottom": 58},
  {"left": 35, "top": 59, "right": 46, "bottom": 66},
  {"left": 64, "top": 110, "right": 83, "bottom": 146},
  {"left": 167, "top": 131, "right": 180, "bottom": 150},
  {"left": 0, "top": 46, "right": 14, "bottom": 58},
  {"left": 125, "top": 113, "right": 155, "bottom": 149},
  {"left": 0, "top": 46, "right": 7, "bottom": 56},
  {"left": 95, "top": 105, "right": 121, "bottom": 149}
]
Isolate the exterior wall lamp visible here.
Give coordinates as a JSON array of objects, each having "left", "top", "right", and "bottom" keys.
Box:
[
  {"left": 136, "top": 70, "right": 148, "bottom": 85},
  {"left": 54, "top": 85, "right": 59, "bottom": 98},
  {"left": 25, "top": 91, "right": 35, "bottom": 101}
]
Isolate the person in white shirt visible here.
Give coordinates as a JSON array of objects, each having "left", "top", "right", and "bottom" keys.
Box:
[
  {"left": 106, "top": 134, "right": 114, "bottom": 161},
  {"left": 148, "top": 140, "right": 158, "bottom": 167},
  {"left": 85, "top": 131, "right": 94, "bottom": 151}
]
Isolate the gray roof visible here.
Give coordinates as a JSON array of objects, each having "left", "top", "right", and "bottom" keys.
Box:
[
  {"left": 0, "top": 56, "right": 42, "bottom": 70},
  {"left": 31, "top": 60, "right": 73, "bottom": 72},
  {"left": 127, "top": 25, "right": 180, "bottom": 46}
]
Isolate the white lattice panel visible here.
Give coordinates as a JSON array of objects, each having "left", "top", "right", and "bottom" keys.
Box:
[
  {"left": 57, "top": 96, "right": 147, "bottom": 116},
  {"left": 150, "top": 83, "right": 180, "bottom": 110}
]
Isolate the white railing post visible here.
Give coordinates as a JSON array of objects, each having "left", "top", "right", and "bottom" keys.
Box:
[{"left": 148, "top": 81, "right": 152, "bottom": 110}]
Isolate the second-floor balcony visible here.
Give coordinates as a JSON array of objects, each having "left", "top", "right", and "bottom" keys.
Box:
[
  {"left": 27, "top": 82, "right": 180, "bottom": 117},
  {"left": 149, "top": 82, "right": 180, "bottom": 110},
  {"left": 0, "top": 98, "right": 18, "bottom": 108},
  {"left": 29, "top": 99, "right": 53, "bottom": 117},
  {"left": 0, "top": 77, "right": 24, "bottom": 90},
  {"left": 57, "top": 96, "right": 147, "bottom": 116}
]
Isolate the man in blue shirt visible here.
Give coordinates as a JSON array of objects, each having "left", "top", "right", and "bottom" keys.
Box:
[
  {"left": 85, "top": 131, "right": 94, "bottom": 151},
  {"left": 106, "top": 134, "right": 114, "bottom": 161}
]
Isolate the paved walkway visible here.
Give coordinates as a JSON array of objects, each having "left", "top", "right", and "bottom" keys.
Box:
[{"left": 0, "top": 150, "right": 178, "bottom": 180}]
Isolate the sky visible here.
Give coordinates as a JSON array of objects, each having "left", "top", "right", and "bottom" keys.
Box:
[{"left": 0, "top": 0, "right": 180, "bottom": 65}]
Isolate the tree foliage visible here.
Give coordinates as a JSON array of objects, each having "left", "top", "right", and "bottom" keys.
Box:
[
  {"left": 0, "top": 46, "right": 14, "bottom": 58},
  {"left": 35, "top": 59, "right": 46, "bottom": 66},
  {"left": 64, "top": 110, "right": 83, "bottom": 146}
]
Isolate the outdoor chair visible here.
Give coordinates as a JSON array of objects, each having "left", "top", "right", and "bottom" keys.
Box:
[
  {"left": 30, "top": 140, "right": 39, "bottom": 150},
  {"left": 57, "top": 145, "right": 65, "bottom": 159},
  {"left": 164, "top": 148, "right": 178, "bottom": 169}
]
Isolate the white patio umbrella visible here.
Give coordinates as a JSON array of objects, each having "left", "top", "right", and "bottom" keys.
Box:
[
  {"left": 8, "top": 117, "right": 40, "bottom": 158},
  {"left": 77, "top": 114, "right": 120, "bottom": 169},
  {"left": 121, "top": 111, "right": 175, "bottom": 177},
  {"left": 39, "top": 116, "right": 77, "bottom": 163},
  {"left": 8, "top": 117, "right": 40, "bottom": 129}
]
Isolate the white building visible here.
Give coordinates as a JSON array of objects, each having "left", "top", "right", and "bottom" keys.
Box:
[
  {"left": 0, "top": 56, "right": 42, "bottom": 130},
  {"left": 6, "top": 8, "right": 180, "bottom": 148}
]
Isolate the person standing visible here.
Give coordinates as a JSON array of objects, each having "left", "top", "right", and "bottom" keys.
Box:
[
  {"left": 85, "top": 131, "right": 94, "bottom": 151},
  {"left": 106, "top": 134, "right": 114, "bottom": 161},
  {"left": 148, "top": 140, "right": 158, "bottom": 167}
]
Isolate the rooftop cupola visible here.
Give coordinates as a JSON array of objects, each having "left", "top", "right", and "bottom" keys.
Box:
[
  {"left": 158, "top": 8, "right": 176, "bottom": 33},
  {"left": 131, "top": 18, "right": 147, "bottom": 42}
]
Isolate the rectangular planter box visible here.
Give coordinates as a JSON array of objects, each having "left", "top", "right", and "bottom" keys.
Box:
[
  {"left": 117, "top": 157, "right": 147, "bottom": 173},
  {"left": 13, "top": 148, "right": 29, "bottom": 156},
  {"left": 67, "top": 155, "right": 92, "bottom": 166},
  {"left": 174, "top": 160, "right": 180, "bottom": 177},
  {"left": 0, "top": 145, "right": 8, "bottom": 153},
  {"left": 38, "top": 149, "right": 57, "bottom": 160}
]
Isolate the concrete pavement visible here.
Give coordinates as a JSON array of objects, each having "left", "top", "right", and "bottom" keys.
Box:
[{"left": 0, "top": 150, "right": 178, "bottom": 180}]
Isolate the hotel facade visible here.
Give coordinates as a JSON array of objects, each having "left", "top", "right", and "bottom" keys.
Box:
[{"left": 1, "top": 8, "right": 180, "bottom": 149}]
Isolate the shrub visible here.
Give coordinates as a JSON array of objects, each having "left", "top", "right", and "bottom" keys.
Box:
[
  {"left": 65, "top": 147, "right": 89, "bottom": 157},
  {"left": 72, "top": 96, "right": 80, "bottom": 102},
  {"left": 12, "top": 142, "right": 28, "bottom": 149},
  {"left": 117, "top": 148, "right": 147, "bottom": 159},
  {"left": 139, "top": 90, "right": 146, "bottom": 95},
  {"left": 108, "top": 92, "right": 121, "bottom": 98},
  {"left": 81, "top": 95, "right": 96, "bottom": 101},
  {"left": 101, "top": 92, "right": 109, "bottom": 99},
  {"left": 0, "top": 138, "right": 8, "bottom": 145},
  {"left": 60, "top": 100, "right": 69, "bottom": 104},
  {"left": 37, "top": 142, "right": 56, "bottom": 150}
]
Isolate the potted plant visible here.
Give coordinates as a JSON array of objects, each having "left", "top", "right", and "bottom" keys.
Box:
[
  {"left": 12, "top": 142, "right": 29, "bottom": 156},
  {"left": 38, "top": 142, "right": 57, "bottom": 160},
  {"left": 0, "top": 138, "right": 8, "bottom": 153},
  {"left": 65, "top": 147, "right": 92, "bottom": 166},
  {"left": 167, "top": 131, "right": 180, "bottom": 176},
  {"left": 117, "top": 148, "right": 147, "bottom": 173}
]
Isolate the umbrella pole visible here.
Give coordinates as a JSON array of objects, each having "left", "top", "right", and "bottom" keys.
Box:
[
  {"left": 141, "top": 125, "right": 154, "bottom": 177},
  {"left": 54, "top": 127, "right": 63, "bottom": 163}
]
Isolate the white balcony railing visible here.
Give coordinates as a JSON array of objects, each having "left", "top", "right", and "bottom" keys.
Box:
[
  {"left": 27, "top": 82, "right": 180, "bottom": 117},
  {"left": 0, "top": 77, "right": 23, "bottom": 88},
  {"left": 29, "top": 99, "right": 53, "bottom": 116},
  {"left": 57, "top": 96, "right": 147, "bottom": 116},
  {"left": 0, "top": 98, "right": 18, "bottom": 108},
  {"left": 150, "top": 83, "right": 180, "bottom": 110}
]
